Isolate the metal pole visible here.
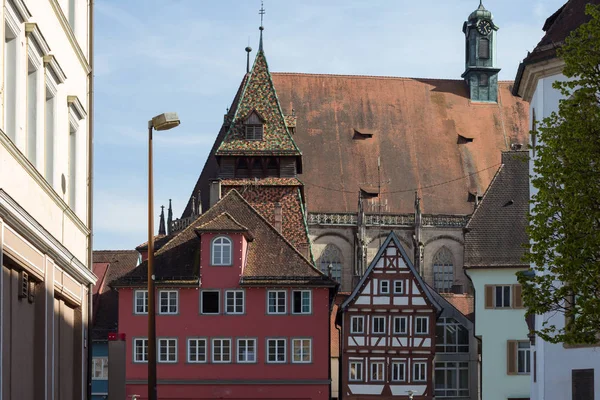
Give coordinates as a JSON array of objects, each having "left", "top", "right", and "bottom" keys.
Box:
[{"left": 147, "top": 125, "right": 157, "bottom": 400}]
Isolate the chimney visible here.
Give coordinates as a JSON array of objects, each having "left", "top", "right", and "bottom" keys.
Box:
[
  {"left": 209, "top": 180, "right": 222, "bottom": 208},
  {"left": 273, "top": 202, "right": 282, "bottom": 232}
]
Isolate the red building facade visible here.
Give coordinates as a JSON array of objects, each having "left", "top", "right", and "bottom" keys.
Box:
[
  {"left": 338, "top": 232, "right": 441, "bottom": 400},
  {"left": 113, "top": 35, "right": 336, "bottom": 399}
]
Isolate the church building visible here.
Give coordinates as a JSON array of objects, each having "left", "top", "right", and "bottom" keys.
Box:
[{"left": 177, "top": 1, "right": 529, "bottom": 301}]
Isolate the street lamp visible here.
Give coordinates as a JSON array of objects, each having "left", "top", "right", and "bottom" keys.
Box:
[{"left": 147, "top": 112, "right": 180, "bottom": 400}]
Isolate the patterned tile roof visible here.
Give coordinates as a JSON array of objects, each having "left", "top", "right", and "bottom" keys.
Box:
[
  {"left": 195, "top": 212, "right": 253, "bottom": 240},
  {"left": 113, "top": 190, "right": 335, "bottom": 287},
  {"left": 216, "top": 50, "right": 302, "bottom": 157},
  {"left": 464, "top": 151, "right": 530, "bottom": 268},
  {"left": 220, "top": 178, "right": 302, "bottom": 186}
]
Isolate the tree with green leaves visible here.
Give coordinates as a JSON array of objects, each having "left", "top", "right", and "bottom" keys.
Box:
[{"left": 518, "top": 4, "right": 600, "bottom": 345}]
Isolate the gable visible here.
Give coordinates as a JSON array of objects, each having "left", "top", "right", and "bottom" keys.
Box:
[{"left": 342, "top": 232, "right": 441, "bottom": 311}]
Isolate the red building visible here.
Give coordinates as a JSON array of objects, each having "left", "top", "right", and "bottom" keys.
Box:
[
  {"left": 338, "top": 232, "right": 441, "bottom": 400},
  {"left": 113, "top": 30, "right": 337, "bottom": 400}
]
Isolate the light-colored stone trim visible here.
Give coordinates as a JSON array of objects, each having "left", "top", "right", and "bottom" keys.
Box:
[
  {"left": 2, "top": 223, "right": 45, "bottom": 280},
  {"left": 67, "top": 95, "right": 87, "bottom": 120},
  {"left": 47, "top": 0, "right": 91, "bottom": 74},
  {"left": 43, "top": 55, "right": 67, "bottom": 85},
  {"left": 518, "top": 58, "right": 565, "bottom": 102},
  {"left": 25, "top": 22, "right": 51, "bottom": 57}
]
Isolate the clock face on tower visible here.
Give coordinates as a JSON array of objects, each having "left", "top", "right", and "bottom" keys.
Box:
[{"left": 477, "top": 19, "right": 493, "bottom": 35}]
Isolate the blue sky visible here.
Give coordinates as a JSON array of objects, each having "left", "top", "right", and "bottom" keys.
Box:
[{"left": 93, "top": 0, "right": 566, "bottom": 250}]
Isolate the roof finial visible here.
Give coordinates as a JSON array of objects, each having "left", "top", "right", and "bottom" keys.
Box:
[
  {"left": 245, "top": 45, "right": 252, "bottom": 73},
  {"left": 259, "top": 1, "right": 265, "bottom": 51}
]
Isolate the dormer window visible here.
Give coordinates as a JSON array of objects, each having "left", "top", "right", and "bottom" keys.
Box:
[
  {"left": 244, "top": 111, "right": 264, "bottom": 141},
  {"left": 212, "top": 236, "right": 232, "bottom": 266}
]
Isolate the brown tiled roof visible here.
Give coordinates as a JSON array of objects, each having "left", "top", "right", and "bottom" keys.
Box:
[
  {"left": 113, "top": 190, "right": 335, "bottom": 287},
  {"left": 464, "top": 151, "right": 529, "bottom": 268},
  {"left": 91, "top": 250, "right": 139, "bottom": 340},
  {"left": 135, "top": 234, "right": 172, "bottom": 252},
  {"left": 188, "top": 74, "right": 528, "bottom": 216},
  {"left": 216, "top": 51, "right": 302, "bottom": 157},
  {"left": 195, "top": 212, "right": 253, "bottom": 240},
  {"left": 441, "top": 293, "right": 475, "bottom": 322},
  {"left": 331, "top": 293, "right": 350, "bottom": 357},
  {"left": 513, "top": 0, "right": 600, "bottom": 93}
]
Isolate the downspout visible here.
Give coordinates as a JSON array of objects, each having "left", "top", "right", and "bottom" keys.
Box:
[{"left": 86, "top": 0, "right": 95, "bottom": 398}]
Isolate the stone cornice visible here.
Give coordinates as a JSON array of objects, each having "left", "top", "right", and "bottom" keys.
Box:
[
  {"left": 43, "top": 55, "right": 67, "bottom": 84},
  {"left": 518, "top": 57, "right": 565, "bottom": 102},
  {"left": 48, "top": 0, "right": 92, "bottom": 74}
]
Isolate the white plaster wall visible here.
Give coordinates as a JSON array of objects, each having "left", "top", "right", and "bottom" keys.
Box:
[
  {"left": 528, "top": 72, "right": 600, "bottom": 400},
  {"left": 0, "top": 0, "right": 91, "bottom": 267},
  {"left": 467, "top": 268, "right": 530, "bottom": 400}
]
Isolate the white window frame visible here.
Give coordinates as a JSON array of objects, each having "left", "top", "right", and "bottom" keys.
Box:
[
  {"left": 67, "top": 96, "right": 86, "bottom": 213},
  {"left": 91, "top": 357, "right": 108, "bottom": 380},
  {"left": 393, "top": 280, "right": 404, "bottom": 294},
  {"left": 237, "top": 338, "right": 257, "bottom": 363},
  {"left": 350, "top": 316, "right": 364, "bottom": 334},
  {"left": 200, "top": 290, "right": 220, "bottom": 315},
  {"left": 436, "top": 317, "right": 469, "bottom": 353},
  {"left": 134, "top": 290, "right": 148, "bottom": 314},
  {"left": 266, "top": 338, "right": 286, "bottom": 364},
  {"left": 211, "top": 236, "right": 232, "bottom": 266},
  {"left": 391, "top": 361, "right": 406, "bottom": 382},
  {"left": 3, "top": 13, "right": 20, "bottom": 143},
  {"left": 267, "top": 290, "right": 286, "bottom": 314},
  {"left": 187, "top": 338, "right": 207, "bottom": 363},
  {"left": 211, "top": 338, "right": 232, "bottom": 363},
  {"left": 495, "top": 285, "right": 512, "bottom": 308},
  {"left": 372, "top": 316, "right": 386, "bottom": 335},
  {"left": 133, "top": 338, "right": 148, "bottom": 363},
  {"left": 370, "top": 361, "right": 385, "bottom": 382},
  {"left": 26, "top": 44, "right": 43, "bottom": 169},
  {"left": 292, "top": 290, "right": 311, "bottom": 314},
  {"left": 349, "top": 361, "right": 364, "bottom": 381},
  {"left": 44, "top": 80, "right": 56, "bottom": 186},
  {"left": 225, "top": 290, "right": 245, "bottom": 314},
  {"left": 415, "top": 316, "right": 429, "bottom": 335},
  {"left": 393, "top": 316, "right": 408, "bottom": 334},
  {"left": 158, "top": 290, "right": 178, "bottom": 315},
  {"left": 379, "top": 280, "right": 390, "bottom": 294},
  {"left": 292, "top": 338, "right": 312, "bottom": 363},
  {"left": 158, "top": 338, "right": 177, "bottom": 363},
  {"left": 413, "top": 361, "right": 427, "bottom": 382},
  {"left": 517, "top": 341, "right": 531, "bottom": 375}
]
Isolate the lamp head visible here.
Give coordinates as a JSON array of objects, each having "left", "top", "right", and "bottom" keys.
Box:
[{"left": 149, "top": 112, "right": 180, "bottom": 131}]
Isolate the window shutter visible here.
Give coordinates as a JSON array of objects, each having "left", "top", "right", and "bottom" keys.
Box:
[
  {"left": 513, "top": 284, "right": 524, "bottom": 309},
  {"left": 506, "top": 340, "right": 517, "bottom": 375},
  {"left": 572, "top": 369, "right": 594, "bottom": 400},
  {"left": 484, "top": 285, "right": 494, "bottom": 309},
  {"left": 533, "top": 351, "right": 537, "bottom": 383}
]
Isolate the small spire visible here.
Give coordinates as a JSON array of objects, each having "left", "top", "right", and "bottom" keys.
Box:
[
  {"left": 197, "top": 190, "right": 203, "bottom": 215},
  {"left": 158, "top": 205, "right": 166, "bottom": 236},
  {"left": 258, "top": 1, "right": 265, "bottom": 52},
  {"left": 167, "top": 199, "right": 173, "bottom": 235},
  {"left": 245, "top": 46, "right": 252, "bottom": 73},
  {"left": 191, "top": 195, "right": 197, "bottom": 216}
]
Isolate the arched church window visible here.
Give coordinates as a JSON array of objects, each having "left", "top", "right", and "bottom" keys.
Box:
[
  {"left": 319, "top": 244, "right": 343, "bottom": 284},
  {"left": 478, "top": 38, "right": 490, "bottom": 59},
  {"left": 433, "top": 247, "right": 454, "bottom": 293},
  {"left": 245, "top": 111, "right": 264, "bottom": 140}
]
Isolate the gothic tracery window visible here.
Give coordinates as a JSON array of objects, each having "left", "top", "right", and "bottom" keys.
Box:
[
  {"left": 433, "top": 247, "right": 454, "bottom": 293},
  {"left": 319, "top": 244, "right": 343, "bottom": 284}
]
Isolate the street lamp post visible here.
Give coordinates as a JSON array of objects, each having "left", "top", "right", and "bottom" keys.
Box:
[{"left": 147, "top": 112, "right": 180, "bottom": 400}]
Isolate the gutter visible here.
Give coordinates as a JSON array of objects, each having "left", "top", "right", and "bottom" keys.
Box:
[{"left": 86, "top": 0, "right": 95, "bottom": 398}]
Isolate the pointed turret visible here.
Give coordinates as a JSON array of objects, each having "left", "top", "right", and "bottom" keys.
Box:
[
  {"left": 158, "top": 205, "right": 166, "bottom": 236},
  {"left": 167, "top": 199, "right": 173, "bottom": 235}
]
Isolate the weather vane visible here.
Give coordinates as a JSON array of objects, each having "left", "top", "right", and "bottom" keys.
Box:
[{"left": 259, "top": 1, "right": 265, "bottom": 27}]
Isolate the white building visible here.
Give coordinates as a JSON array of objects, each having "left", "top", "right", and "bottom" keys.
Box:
[
  {"left": 513, "top": 0, "right": 600, "bottom": 398},
  {"left": 464, "top": 150, "right": 531, "bottom": 400},
  {"left": 0, "top": 0, "right": 94, "bottom": 398}
]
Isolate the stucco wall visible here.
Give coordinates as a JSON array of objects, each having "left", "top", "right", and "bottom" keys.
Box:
[{"left": 467, "top": 268, "right": 529, "bottom": 400}]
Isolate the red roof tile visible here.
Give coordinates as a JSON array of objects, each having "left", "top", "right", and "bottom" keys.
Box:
[{"left": 441, "top": 293, "right": 475, "bottom": 322}]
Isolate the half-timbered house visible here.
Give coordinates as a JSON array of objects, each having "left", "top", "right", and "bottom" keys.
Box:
[{"left": 338, "top": 231, "right": 441, "bottom": 399}]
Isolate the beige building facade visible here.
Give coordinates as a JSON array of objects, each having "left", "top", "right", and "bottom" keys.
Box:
[{"left": 0, "top": 0, "right": 94, "bottom": 398}]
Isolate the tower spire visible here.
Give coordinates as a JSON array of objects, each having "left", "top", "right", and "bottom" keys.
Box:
[
  {"left": 167, "top": 199, "right": 173, "bottom": 235},
  {"left": 258, "top": 1, "right": 265, "bottom": 52},
  {"left": 158, "top": 205, "right": 166, "bottom": 236}
]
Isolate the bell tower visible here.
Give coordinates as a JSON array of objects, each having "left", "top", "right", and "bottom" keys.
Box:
[{"left": 461, "top": 1, "right": 500, "bottom": 102}]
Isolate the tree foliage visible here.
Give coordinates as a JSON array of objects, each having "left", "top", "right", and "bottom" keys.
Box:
[{"left": 518, "top": 4, "right": 600, "bottom": 345}]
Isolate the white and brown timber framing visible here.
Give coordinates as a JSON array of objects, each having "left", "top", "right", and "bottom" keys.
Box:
[{"left": 338, "top": 231, "right": 441, "bottom": 400}]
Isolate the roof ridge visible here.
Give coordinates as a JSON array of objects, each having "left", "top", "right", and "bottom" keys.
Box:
[
  {"left": 195, "top": 211, "right": 249, "bottom": 232},
  {"left": 272, "top": 71, "right": 515, "bottom": 84}
]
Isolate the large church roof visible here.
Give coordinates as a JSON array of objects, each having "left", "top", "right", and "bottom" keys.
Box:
[{"left": 271, "top": 73, "right": 529, "bottom": 214}]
